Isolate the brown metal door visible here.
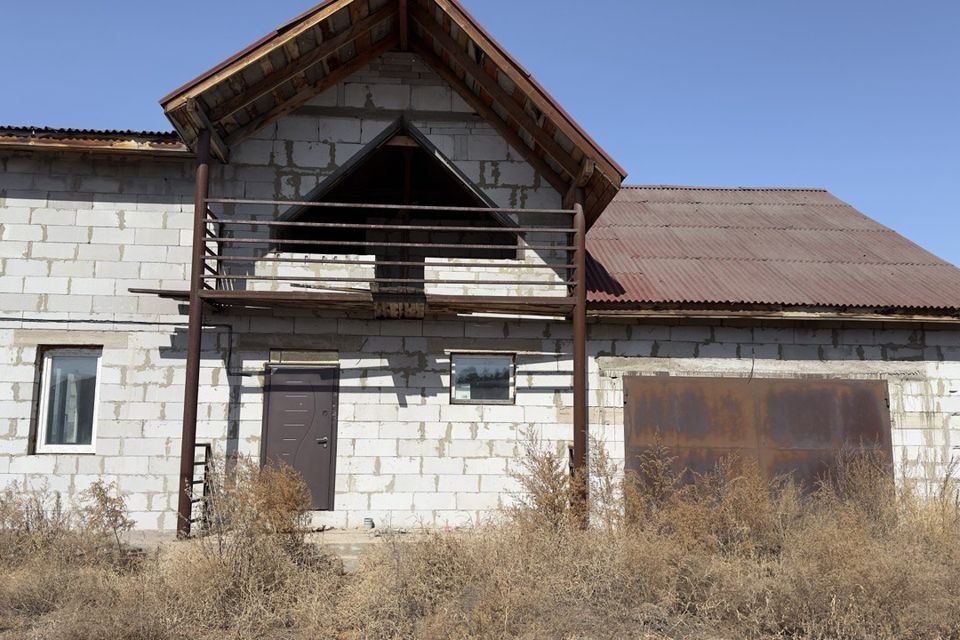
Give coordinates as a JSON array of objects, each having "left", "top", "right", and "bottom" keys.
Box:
[
  {"left": 624, "top": 376, "right": 892, "bottom": 488},
  {"left": 263, "top": 366, "right": 339, "bottom": 510}
]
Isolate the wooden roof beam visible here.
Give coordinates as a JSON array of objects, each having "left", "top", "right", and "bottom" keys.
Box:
[
  {"left": 209, "top": 3, "right": 397, "bottom": 123},
  {"left": 225, "top": 34, "right": 399, "bottom": 146},
  {"left": 186, "top": 100, "right": 230, "bottom": 162},
  {"left": 348, "top": 1, "right": 372, "bottom": 51},
  {"left": 410, "top": 5, "right": 581, "bottom": 181},
  {"left": 412, "top": 41, "right": 569, "bottom": 194},
  {"left": 399, "top": 0, "right": 409, "bottom": 51},
  {"left": 432, "top": 0, "right": 623, "bottom": 183}
]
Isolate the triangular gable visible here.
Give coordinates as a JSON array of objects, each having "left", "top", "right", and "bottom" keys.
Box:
[
  {"left": 159, "top": 0, "right": 626, "bottom": 225},
  {"left": 279, "top": 117, "right": 498, "bottom": 221}
]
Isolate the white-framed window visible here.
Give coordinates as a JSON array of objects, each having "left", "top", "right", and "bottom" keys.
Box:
[
  {"left": 450, "top": 353, "right": 516, "bottom": 405},
  {"left": 36, "top": 348, "right": 102, "bottom": 454}
]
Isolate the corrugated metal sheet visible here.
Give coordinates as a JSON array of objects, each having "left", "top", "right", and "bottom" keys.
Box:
[
  {"left": 0, "top": 126, "right": 188, "bottom": 155},
  {"left": 0, "top": 126, "right": 181, "bottom": 141},
  {"left": 587, "top": 186, "right": 960, "bottom": 311}
]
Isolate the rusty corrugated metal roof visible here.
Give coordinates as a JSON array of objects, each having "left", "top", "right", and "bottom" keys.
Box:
[
  {"left": 0, "top": 126, "right": 189, "bottom": 155},
  {"left": 587, "top": 185, "right": 960, "bottom": 312}
]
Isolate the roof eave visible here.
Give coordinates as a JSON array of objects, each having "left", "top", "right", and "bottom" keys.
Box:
[{"left": 586, "top": 302, "right": 960, "bottom": 325}]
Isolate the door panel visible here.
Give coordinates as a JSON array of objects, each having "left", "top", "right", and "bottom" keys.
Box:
[
  {"left": 263, "top": 366, "right": 339, "bottom": 509},
  {"left": 624, "top": 377, "right": 892, "bottom": 488}
]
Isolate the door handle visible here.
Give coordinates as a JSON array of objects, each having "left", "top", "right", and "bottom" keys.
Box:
[{"left": 316, "top": 437, "right": 329, "bottom": 447}]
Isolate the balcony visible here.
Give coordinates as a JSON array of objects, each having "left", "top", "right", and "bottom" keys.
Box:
[{"left": 138, "top": 197, "right": 585, "bottom": 318}]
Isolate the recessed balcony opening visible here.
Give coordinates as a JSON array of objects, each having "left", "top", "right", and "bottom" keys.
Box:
[{"left": 276, "top": 120, "right": 518, "bottom": 267}]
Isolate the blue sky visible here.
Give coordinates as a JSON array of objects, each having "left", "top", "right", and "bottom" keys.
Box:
[{"left": 2, "top": 1, "right": 957, "bottom": 264}]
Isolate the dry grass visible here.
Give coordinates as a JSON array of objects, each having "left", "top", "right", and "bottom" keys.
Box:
[{"left": 1, "top": 448, "right": 959, "bottom": 640}]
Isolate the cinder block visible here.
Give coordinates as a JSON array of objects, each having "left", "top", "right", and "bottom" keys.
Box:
[
  {"left": 440, "top": 405, "right": 482, "bottom": 422},
  {"left": 2, "top": 225, "right": 44, "bottom": 241},
  {"left": 70, "top": 277, "right": 115, "bottom": 296},
  {"left": 464, "top": 458, "right": 507, "bottom": 475},
  {"left": 421, "top": 456, "right": 465, "bottom": 474},
  {"left": 456, "top": 492, "right": 500, "bottom": 510},
  {"left": 277, "top": 116, "right": 319, "bottom": 142},
  {"left": 45, "top": 226, "right": 91, "bottom": 243},
  {"left": 466, "top": 135, "right": 509, "bottom": 161},
  {"left": 413, "top": 492, "right": 456, "bottom": 510},
  {"left": 24, "top": 276, "right": 68, "bottom": 294},
  {"left": 370, "top": 492, "right": 413, "bottom": 510},
  {"left": 232, "top": 139, "right": 277, "bottom": 165},
  {"left": 398, "top": 439, "right": 440, "bottom": 457},
  {"left": 291, "top": 141, "right": 333, "bottom": 168},
  {"left": 319, "top": 117, "right": 362, "bottom": 143},
  {"left": 392, "top": 474, "right": 437, "bottom": 492},
  {"left": 448, "top": 439, "right": 489, "bottom": 457}
]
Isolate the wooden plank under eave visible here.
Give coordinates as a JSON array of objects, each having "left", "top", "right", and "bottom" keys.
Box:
[
  {"left": 411, "top": 40, "right": 569, "bottom": 195},
  {"left": 161, "top": 0, "right": 356, "bottom": 112},
  {"left": 411, "top": 5, "right": 581, "bottom": 179},
  {"left": 349, "top": 0, "right": 372, "bottom": 51},
  {"left": 399, "top": 0, "right": 409, "bottom": 50},
  {"left": 431, "top": 0, "right": 624, "bottom": 182},
  {"left": 225, "top": 34, "right": 400, "bottom": 146},
  {"left": 209, "top": 4, "right": 397, "bottom": 122}
]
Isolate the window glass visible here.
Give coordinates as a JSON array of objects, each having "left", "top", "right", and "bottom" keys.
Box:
[
  {"left": 39, "top": 350, "right": 100, "bottom": 450},
  {"left": 451, "top": 354, "right": 514, "bottom": 403}
]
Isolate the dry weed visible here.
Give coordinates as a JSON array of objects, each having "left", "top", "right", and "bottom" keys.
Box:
[{"left": 0, "top": 446, "right": 958, "bottom": 639}]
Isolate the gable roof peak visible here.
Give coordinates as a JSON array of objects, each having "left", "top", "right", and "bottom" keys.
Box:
[{"left": 160, "top": 0, "right": 625, "bottom": 225}]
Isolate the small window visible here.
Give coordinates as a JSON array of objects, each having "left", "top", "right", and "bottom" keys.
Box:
[
  {"left": 36, "top": 348, "right": 102, "bottom": 454},
  {"left": 451, "top": 354, "right": 515, "bottom": 404}
]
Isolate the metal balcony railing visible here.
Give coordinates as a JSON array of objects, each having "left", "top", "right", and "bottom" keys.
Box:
[{"left": 198, "top": 198, "right": 583, "bottom": 308}]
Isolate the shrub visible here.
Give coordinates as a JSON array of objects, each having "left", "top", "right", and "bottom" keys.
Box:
[{"left": 1, "top": 447, "right": 958, "bottom": 639}]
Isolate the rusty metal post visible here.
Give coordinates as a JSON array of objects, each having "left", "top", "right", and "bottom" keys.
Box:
[
  {"left": 572, "top": 203, "right": 588, "bottom": 518},
  {"left": 177, "top": 129, "right": 212, "bottom": 538}
]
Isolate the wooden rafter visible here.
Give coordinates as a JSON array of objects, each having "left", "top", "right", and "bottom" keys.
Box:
[
  {"left": 410, "top": 5, "right": 580, "bottom": 180},
  {"left": 399, "top": 0, "right": 409, "bottom": 50},
  {"left": 431, "top": 0, "right": 622, "bottom": 183},
  {"left": 348, "top": 1, "right": 372, "bottom": 52},
  {"left": 412, "top": 41, "right": 568, "bottom": 194},
  {"left": 225, "top": 34, "right": 399, "bottom": 146},
  {"left": 162, "top": 0, "right": 357, "bottom": 112},
  {"left": 209, "top": 4, "right": 397, "bottom": 123},
  {"left": 186, "top": 100, "right": 230, "bottom": 162}
]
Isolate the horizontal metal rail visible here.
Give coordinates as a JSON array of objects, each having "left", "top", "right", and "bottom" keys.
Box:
[
  {"left": 212, "top": 217, "right": 575, "bottom": 234},
  {"left": 209, "top": 255, "right": 572, "bottom": 270},
  {"left": 204, "top": 274, "right": 574, "bottom": 285},
  {"left": 208, "top": 236, "right": 576, "bottom": 251},
  {"left": 207, "top": 197, "right": 575, "bottom": 216}
]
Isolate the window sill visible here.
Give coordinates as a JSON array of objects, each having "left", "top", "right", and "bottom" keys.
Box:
[{"left": 33, "top": 446, "right": 97, "bottom": 456}]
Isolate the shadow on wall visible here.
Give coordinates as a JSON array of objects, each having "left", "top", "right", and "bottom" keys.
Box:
[
  {"left": 588, "top": 322, "right": 960, "bottom": 364},
  {"left": 157, "top": 320, "right": 574, "bottom": 457}
]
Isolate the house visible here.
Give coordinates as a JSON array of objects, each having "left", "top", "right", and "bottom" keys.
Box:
[{"left": 1, "top": 0, "right": 959, "bottom": 534}]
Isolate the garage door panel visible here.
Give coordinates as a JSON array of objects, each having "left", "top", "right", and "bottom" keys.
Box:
[
  {"left": 760, "top": 386, "right": 841, "bottom": 449},
  {"left": 759, "top": 448, "right": 834, "bottom": 484},
  {"left": 626, "top": 378, "right": 758, "bottom": 450},
  {"left": 624, "top": 376, "right": 892, "bottom": 488}
]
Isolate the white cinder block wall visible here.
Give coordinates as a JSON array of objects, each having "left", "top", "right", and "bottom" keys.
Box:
[
  {"left": 0, "top": 151, "right": 196, "bottom": 528},
  {"left": 221, "top": 313, "right": 574, "bottom": 529}
]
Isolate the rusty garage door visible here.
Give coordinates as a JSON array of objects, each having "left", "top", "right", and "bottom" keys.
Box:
[{"left": 624, "top": 377, "right": 892, "bottom": 487}]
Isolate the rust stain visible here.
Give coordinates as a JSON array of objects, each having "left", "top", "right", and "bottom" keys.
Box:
[{"left": 624, "top": 376, "right": 892, "bottom": 488}]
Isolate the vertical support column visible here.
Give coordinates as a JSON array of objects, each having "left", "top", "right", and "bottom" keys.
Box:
[
  {"left": 572, "top": 203, "right": 588, "bottom": 516},
  {"left": 177, "top": 129, "right": 212, "bottom": 538}
]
